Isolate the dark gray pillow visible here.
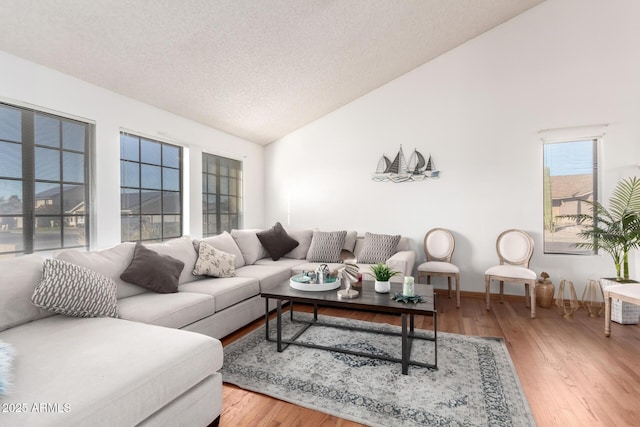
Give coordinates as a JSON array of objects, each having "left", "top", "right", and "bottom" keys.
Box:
[
  {"left": 357, "top": 232, "right": 401, "bottom": 264},
  {"left": 256, "top": 222, "right": 299, "bottom": 261},
  {"left": 306, "top": 230, "right": 347, "bottom": 263},
  {"left": 120, "top": 242, "right": 184, "bottom": 293}
]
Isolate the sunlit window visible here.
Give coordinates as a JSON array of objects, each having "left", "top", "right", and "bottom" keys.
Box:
[{"left": 202, "top": 153, "right": 242, "bottom": 236}]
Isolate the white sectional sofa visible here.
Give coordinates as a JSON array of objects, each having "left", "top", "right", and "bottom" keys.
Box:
[{"left": 0, "top": 226, "right": 415, "bottom": 426}]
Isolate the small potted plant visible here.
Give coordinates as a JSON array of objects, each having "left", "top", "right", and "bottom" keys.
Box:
[{"left": 370, "top": 263, "right": 400, "bottom": 293}]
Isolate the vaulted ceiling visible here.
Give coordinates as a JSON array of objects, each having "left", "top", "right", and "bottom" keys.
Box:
[{"left": 0, "top": 0, "right": 544, "bottom": 144}]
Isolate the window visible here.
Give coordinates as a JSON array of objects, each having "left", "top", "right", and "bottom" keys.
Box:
[
  {"left": 543, "top": 139, "right": 598, "bottom": 254},
  {"left": 0, "top": 102, "right": 93, "bottom": 257},
  {"left": 202, "top": 153, "right": 242, "bottom": 236},
  {"left": 120, "top": 132, "right": 182, "bottom": 242}
]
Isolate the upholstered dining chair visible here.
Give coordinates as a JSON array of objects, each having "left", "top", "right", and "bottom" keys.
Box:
[
  {"left": 417, "top": 228, "right": 460, "bottom": 308},
  {"left": 485, "top": 229, "right": 538, "bottom": 318}
]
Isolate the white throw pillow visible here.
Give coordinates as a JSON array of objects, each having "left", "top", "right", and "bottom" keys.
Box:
[
  {"left": 31, "top": 259, "right": 119, "bottom": 318},
  {"left": 195, "top": 231, "right": 245, "bottom": 268},
  {"left": 193, "top": 241, "right": 236, "bottom": 278}
]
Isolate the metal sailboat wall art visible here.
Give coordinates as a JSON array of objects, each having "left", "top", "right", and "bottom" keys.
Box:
[{"left": 372, "top": 145, "right": 439, "bottom": 182}]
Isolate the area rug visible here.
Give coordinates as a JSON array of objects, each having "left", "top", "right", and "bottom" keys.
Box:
[{"left": 222, "top": 313, "right": 536, "bottom": 426}]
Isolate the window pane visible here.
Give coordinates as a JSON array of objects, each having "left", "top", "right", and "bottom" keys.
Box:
[
  {"left": 141, "top": 139, "right": 161, "bottom": 165},
  {"left": 219, "top": 159, "right": 229, "bottom": 176},
  {"left": 121, "top": 188, "right": 140, "bottom": 214},
  {"left": 162, "top": 168, "right": 179, "bottom": 191},
  {"left": 35, "top": 182, "right": 61, "bottom": 214},
  {"left": 120, "top": 161, "right": 140, "bottom": 188},
  {"left": 543, "top": 139, "right": 596, "bottom": 254},
  {"left": 120, "top": 134, "right": 139, "bottom": 161},
  {"left": 0, "top": 217, "right": 23, "bottom": 252},
  {"left": 63, "top": 152, "right": 84, "bottom": 183},
  {"left": 62, "top": 121, "right": 85, "bottom": 151},
  {"left": 229, "top": 197, "right": 237, "bottom": 214},
  {"left": 61, "top": 184, "right": 85, "bottom": 212},
  {"left": 163, "top": 191, "right": 180, "bottom": 214},
  {"left": 35, "top": 114, "right": 60, "bottom": 148},
  {"left": 163, "top": 144, "right": 180, "bottom": 168},
  {"left": 228, "top": 178, "right": 237, "bottom": 196},
  {"left": 140, "top": 189, "right": 161, "bottom": 215},
  {"left": 35, "top": 147, "right": 60, "bottom": 180},
  {"left": 140, "top": 164, "right": 162, "bottom": 189},
  {"left": 63, "top": 216, "right": 86, "bottom": 247},
  {"left": 34, "top": 216, "right": 62, "bottom": 250},
  {"left": 141, "top": 215, "right": 162, "bottom": 240},
  {"left": 0, "top": 104, "right": 21, "bottom": 142},
  {"left": 206, "top": 155, "right": 217, "bottom": 174},
  {"left": 220, "top": 195, "right": 229, "bottom": 212},
  {"left": 206, "top": 214, "right": 217, "bottom": 234},
  {"left": 207, "top": 175, "right": 216, "bottom": 193},
  {"left": 0, "top": 141, "right": 22, "bottom": 178},
  {"left": 163, "top": 215, "right": 181, "bottom": 238},
  {"left": 0, "top": 180, "right": 22, "bottom": 214},
  {"left": 220, "top": 177, "right": 229, "bottom": 195},
  {"left": 121, "top": 215, "right": 140, "bottom": 241},
  {"left": 207, "top": 195, "right": 216, "bottom": 212},
  {"left": 230, "top": 214, "right": 239, "bottom": 230}
]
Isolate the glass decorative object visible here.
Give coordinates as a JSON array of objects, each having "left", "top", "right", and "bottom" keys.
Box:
[
  {"left": 581, "top": 279, "right": 604, "bottom": 317},
  {"left": 556, "top": 279, "right": 579, "bottom": 319}
]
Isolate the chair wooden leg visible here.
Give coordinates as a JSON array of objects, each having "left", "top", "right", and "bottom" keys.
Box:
[
  {"left": 499, "top": 281, "right": 504, "bottom": 303},
  {"left": 447, "top": 276, "right": 452, "bottom": 298},
  {"left": 530, "top": 282, "right": 536, "bottom": 319},
  {"left": 455, "top": 273, "right": 460, "bottom": 308},
  {"left": 427, "top": 275, "right": 431, "bottom": 285},
  {"left": 485, "top": 276, "right": 491, "bottom": 310},
  {"left": 525, "top": 283, "right": 531, "bottom": 308},
  {"left": 605, "top": 295, "right": 611, "bottom": 336}
]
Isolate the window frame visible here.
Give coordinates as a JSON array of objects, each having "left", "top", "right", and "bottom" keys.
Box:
[
  {"left": 202, "top": 152, "right": 243, "bottom": 236},
  {"left": 0, "top": 101, "right": 93, "bottom": 257},
  {"left": 119, "top": 132, "right": 183, "bottom": 243}
]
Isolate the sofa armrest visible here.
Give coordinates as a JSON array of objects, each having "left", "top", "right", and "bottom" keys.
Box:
[{"left": 386, "top": 250, "right": 416, "bottom": 279}]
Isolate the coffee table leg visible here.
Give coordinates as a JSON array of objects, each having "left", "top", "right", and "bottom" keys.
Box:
[
  {"left": 277, "top": 300, "right": 283, "bottom": 352},
  {"left": 264, "top": 297, "right": 270, "bottom": 340},
  {"left": 313, "top": 304, "right": 318, "bottom": 321},
  {"left": 434, "top": 311, "right": 438, "bottom": 367},
  {"left": 401, "top": 313, "right": 408, "bottom": 375}
]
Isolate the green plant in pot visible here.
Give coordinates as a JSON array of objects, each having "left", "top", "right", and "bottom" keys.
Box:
[
  {"left": 561, "top": 176, "right": 640, "bottom": 282},
  {"left": 370, "top": 263, "right": 400, "bottom": 293}
]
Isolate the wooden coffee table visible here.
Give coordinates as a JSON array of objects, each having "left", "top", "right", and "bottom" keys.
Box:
[{"left": 261, "top": 280, "right": 437, "bottom": 374}]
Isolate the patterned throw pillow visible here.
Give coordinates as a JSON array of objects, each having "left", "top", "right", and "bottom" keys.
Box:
[
  {"left": 31, "top": 259, "right": 118, "bottom": 318},
  {"left": 357, "top": 232, "right": 401, "bottom": 264},
  {"left": 306, "top": 230, "right": 347, "bottom": 263},
  {"left": 193, "top": 241, "right": 236, "bottom": 277}
]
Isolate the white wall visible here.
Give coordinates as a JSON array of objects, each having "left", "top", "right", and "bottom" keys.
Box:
[
  {"left": 265, "top": 0, "right": 640, "bottom": 295},
  {"left": 0, "top": 51, "right": 265, "bottom": 250}
]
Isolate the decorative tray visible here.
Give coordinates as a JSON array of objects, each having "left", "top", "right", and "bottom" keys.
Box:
[{"left": 290, "top": 275, "right": 341, "bottom": 291}]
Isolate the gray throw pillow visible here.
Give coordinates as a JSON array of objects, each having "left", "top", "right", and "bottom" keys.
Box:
[
  {"left": 120, "top": 242, "right": 184, "bottom": 293},
  {"left": 31, "top": 259, "right": 118, "bottom": 318},
  {"left": 306, "top": 230, "right": 347, "bottom": 263},
  {"left": 357, "top": 232, "right": 401, "bottom": 264},
  {"left": 256, "top": 222, "right": 299, "bottom": 261}
]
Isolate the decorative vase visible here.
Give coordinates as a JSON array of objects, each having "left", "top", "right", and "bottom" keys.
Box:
[
  {"left": 375, "top": 280, "right": 391, "bottom": 293},
  {"left": 536, "top": 280, "right": 555, "bottom": 308}
]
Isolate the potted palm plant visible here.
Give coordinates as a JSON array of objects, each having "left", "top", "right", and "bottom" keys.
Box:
[
  {"left": 562, "top": 176, "right": 640, "bottom": 282},
  {"left": 370, "top": 263, "right": 400, "bottom": 293}
]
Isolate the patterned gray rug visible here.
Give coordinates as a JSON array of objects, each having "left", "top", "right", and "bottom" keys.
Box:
[{"left": 222, "top": 313, "right": 536, "bottom": 426}]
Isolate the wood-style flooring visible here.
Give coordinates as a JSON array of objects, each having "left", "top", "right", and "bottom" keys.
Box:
[{"left": 220, "top": 291, "right": 640, "bottom": 426}]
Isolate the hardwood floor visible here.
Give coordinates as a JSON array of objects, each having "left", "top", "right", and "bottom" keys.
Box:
[{"left": 220, "top": 291, "right": 640, "bottom": 426}]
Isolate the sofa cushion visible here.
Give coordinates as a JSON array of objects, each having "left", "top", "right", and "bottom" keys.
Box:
[
  {"left": 234, "top": 265, "right": 293, "bottom": 292},
  {"left": 357, "top": 232, "right": 401, "bottom": 264},
  {"left": 284, "top": 229, "right": 313, "bottom": 259},
  {"left": 256, "top": 222, "right": 299, "bottom": 261},
  {"left": 121, "top": 242, "right": 184, "bottom": 293},
  {"left": 32, "top": 259, "right": 119, "bottom": 318},
  {"left": 180, "top": 277, "right": 259, "bottom": 312},
  {"left": 306, "top": 230, "right": 347, "bottom": 262},
  {"left": 117, "top": 292, "right": 215, "bottom": 328},
  {"left": 193, "top": 241, "right": 236, "bottom": 278},
  {"left": 0, "top": 254, "right": 55, "bottom": 333},
  {"left": 56, "top": 243, "right": 145, "bottom": 299},
  {"left": 0, "top": 316, "right": 221, "bottom": 427},
  {"left": 195, "top": 231, "right": 245, "bottom": 268},
  {"left": 231, "top": 229, "right": 268, "bottom": 264},
  {"left": 145, "top": 236, "right": 198, "bottom": 285}
]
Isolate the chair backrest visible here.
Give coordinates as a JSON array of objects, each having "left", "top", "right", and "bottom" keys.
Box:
[
  {"left": 424, "top": 228, "right": 455, "bottom": 262},
  {"left": 496, "top": 229, "right": 534, "bottom": 267}
]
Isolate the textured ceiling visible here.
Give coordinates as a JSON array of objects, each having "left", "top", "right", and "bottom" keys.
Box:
[{"left": 0, "top": 0, "right": 544, "bottom": 145}]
